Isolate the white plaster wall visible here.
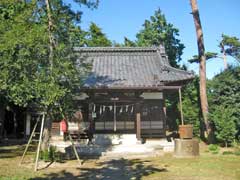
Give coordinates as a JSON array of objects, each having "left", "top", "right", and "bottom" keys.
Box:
[{"left": 140, "top": 92, "right": 163, "bottom": 99}]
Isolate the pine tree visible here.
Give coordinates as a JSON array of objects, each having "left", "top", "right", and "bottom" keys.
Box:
[
  {"left": 135, "top": 8, "right": 184, "bottom": 67},
  {"left": 190, "top": 0, "right": 211, "bottom": 142},
  {"left": 86, "top": 22, "right": 112, "bottom": 47}
]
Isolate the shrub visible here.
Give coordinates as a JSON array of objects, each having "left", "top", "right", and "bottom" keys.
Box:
[
  {"left": 234, "top": 151, "right": 240, "bottom": 156},
  {"left": 222, "top": 151, "right": 234, "bottom": 155},
  {"left": 40, "top": 146, "right": 63, "bottom": 162},
  {"left": 208, "top": 144, "right": 220, "bottom": 154},
  {"left": 210, "top": 106, "right": 237, "bottom": 147},
  {"left": 40, "top": 149, "right": 51, "bottom": 162},
  {"left": 232, "top": 141, "right": 240, "bottom": 156}
]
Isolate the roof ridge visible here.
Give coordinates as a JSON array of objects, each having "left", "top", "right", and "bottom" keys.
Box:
[{"left": 74, "top": 46, "right": 159, "bottom": 52}]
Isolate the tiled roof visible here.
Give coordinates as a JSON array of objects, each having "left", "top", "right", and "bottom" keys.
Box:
[{"left": 74, "top": 46, "right": 195, "bottom": 89}]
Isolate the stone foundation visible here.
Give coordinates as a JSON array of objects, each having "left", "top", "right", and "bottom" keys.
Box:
[{"left": 50, "top": 134, "right": 174, "bottom": 158}]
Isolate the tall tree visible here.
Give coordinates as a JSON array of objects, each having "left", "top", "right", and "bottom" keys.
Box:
[
  {"left": 220, "top": 34, "right": 240, "bottom": 66},
  {"left": 86, "top": 22, "right": 112, "bottom": 47},
  {"left": 0, "top": 0, "right": 98, "bottom": 148},
  {"left": 190, "top": 0, "right": 211, "bottom": 141},
  {"left": 135, "top": 8, "right": 185, "bottom": 67},
  {"left": 189, "top": 35, "right": 240, "bottom": 70},
  {"left": 208, "top": 66, "right": 240, "bottom": 143},
  {"left": 182, "top": 77, "right": 202, "bottom": 137},
  {"left": 123, "top": 37, "right": 136, "bottom": 47}
]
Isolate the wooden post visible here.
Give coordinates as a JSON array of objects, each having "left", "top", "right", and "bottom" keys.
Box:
[
  {"left": 162, "top": 92, "right": 167, "bottom": 135},
  {"left": 136, "top": 113, "right": 141, "bottom": 141},
  {"left": 34, "top": 113, "right": 45, "bottom": 171},
  {"left": 13, "top": 112, "right": 17, "bottom": 137},
  {"left": 20, "top": 117, "right": 40, "bottom": 165},
  {"left": 68, "top": 133, "right": 82, "bottom": 166},
  {"left": 178, "top": 88, "right": 184, "bottom": 125},
  {"left": 136, "top": 103, "right": 141, "bottom": 141},
  {"left": 113, "top": 102, "right": 116, "bottom": 132},
  {"left": 88, "top": 102, "right": 93, "bottom": 132},
  {"left": 25, "top": 113, "right": 31, "bottom": 137}
]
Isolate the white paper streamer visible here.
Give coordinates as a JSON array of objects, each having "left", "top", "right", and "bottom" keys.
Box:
[
  {"left": 126, "top": 105, "right": 129, "bottom": 112},
  {"left": 120, "top": 106, "right": 123, "bottom": 113},
  {"left": 131, "top": 106, "right": 134, "bottom": 113},
  {"left": 93, "top": 104, "right": 96, "bottom": 112},
  {"left": 109, "top": 106, "right": 113, "bottom": 111},
  {"left": 100, "top": 106, "right": 102, "bottom": 114}
]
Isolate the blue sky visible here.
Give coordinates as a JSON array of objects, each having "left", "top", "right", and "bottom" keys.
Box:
[{"left": 70, "top": 0, "right": 240, "bottom": 79}]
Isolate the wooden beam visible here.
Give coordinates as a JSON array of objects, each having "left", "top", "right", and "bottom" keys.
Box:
[{"left": 81, "top": 85, "right": 182, "bottom": 92}]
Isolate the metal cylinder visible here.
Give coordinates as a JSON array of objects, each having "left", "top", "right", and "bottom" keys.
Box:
[{"left": 178, "top": 124, "right": 193, "bottom": 139}]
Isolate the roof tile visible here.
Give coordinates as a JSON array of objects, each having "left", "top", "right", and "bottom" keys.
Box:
[{"left": 75, "top": 47, "right": 195, "bottom": 88}]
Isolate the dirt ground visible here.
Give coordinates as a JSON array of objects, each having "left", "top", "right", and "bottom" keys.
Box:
[{"left": 0, "top": 142, "right": 240, "bottom": 180}]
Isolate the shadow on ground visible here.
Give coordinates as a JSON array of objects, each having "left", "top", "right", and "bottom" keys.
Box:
[
  {"left": 30, "top": 158, "right": 167, "bottom": 180},
  {"left": 0, "top": 140, "right": 36, "bottom": 159}
]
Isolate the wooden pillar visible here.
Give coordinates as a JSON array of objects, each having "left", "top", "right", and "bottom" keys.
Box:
[
  {"left": 162, "top": 91, "right": 167, "bottom": 134},
  {"left": 0, "top": 106, "right": 5, "bottom": 140},
  {"left": 25, "top": 113, "right": 31, "bottom": 137},
  {"left": 136, "top": 113, "right": 141, "bottom": 140},
  {"left": 88, "top": 102, "right": 94, "bottom": 131},
  {"left": 136, "top": 103, "right": 141, "bottom": 141},
  {"left": 13, "top": 112, "right": 17, "bottom": 137},
  {"left": 178, "top": 88, "right": 184, "bottom": 125},
  {"left": 113, "top": 102, "right": 116, "bottom": 132}
]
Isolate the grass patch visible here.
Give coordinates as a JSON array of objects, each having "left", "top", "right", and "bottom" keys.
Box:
[{"left": 0, "top": 144, "right": 240, "bottom": 180}]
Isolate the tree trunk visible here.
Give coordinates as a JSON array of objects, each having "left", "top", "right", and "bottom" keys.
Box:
[
  {"left": 0, "top": 106, "right": 5, "bottom": 141},
  {"left": 220, "top": 42, "right": 228, "bottom": 70},
  {"left": 45, "top": 0, "right": 55, "bottom": 70},
  {"left": 190, "top": 0, "right": 212, "bottom": 141},
  {"left": 41, "top": 114, "right": 52, "bottom": 150},
  {"left": 41, "top": 0, "right": 55, "bottom": 150},
  {"left": 225, "top": 141, "right": 228, "bottom": 148}
]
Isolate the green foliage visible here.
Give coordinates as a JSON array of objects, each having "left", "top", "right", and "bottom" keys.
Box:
[
  {"left": 232, "top": 142, "right": 240, "bottom": 156},
  {"left": 40, "top": 146, "right": 63, "bottom": 162},
  {"left": 188, "top": 52, "right": 218, "bottom": 63},
  {"left": 135, "top": 8, "right": 184, "bottom": 67},
  {"left": 210, "top": 106, "right": 237, "bottom": 147},
  {"left": 208, "top": 66, "right": 240, "bottom": 144},
  {"left": 182, "top": 77, "right": 202, "bottom": 137},
  {"left": 86, "top": 22, "right": 112, "bottom": 47},
  {"left": 123, "top": 37, "right": 136, "bottom": 47},
  {"left": 0, "top": 0, "right": 97, "bottom": 113},
  {"left": 40, "top": 149, "right": 51, "bottom": 162},
  {"left": 220, "top": 34, "right": 240, "bottom": 61},
  {"left": 222, "top": 151, "right": 234, "bottom": 155},
  {"left": 208, "top": 144, "right": 220, "bottom": 154}
]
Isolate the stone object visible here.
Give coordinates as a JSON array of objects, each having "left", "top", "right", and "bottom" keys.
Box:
[{"left": 174, "top": 138, "right": 199, "bottom": 157}]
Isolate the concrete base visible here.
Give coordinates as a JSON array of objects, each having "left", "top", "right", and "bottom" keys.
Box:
[
  {"left": 174, "top": 138, "right": 199, "bottom": 157},
  {"left": 50, "top": 134, "right": 174, "bottom": 158}
]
